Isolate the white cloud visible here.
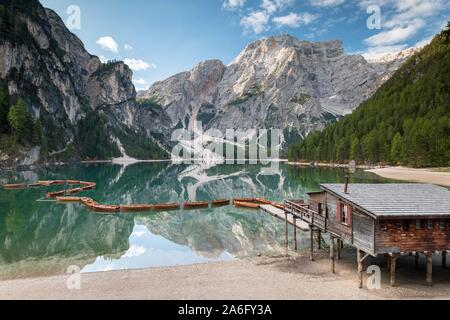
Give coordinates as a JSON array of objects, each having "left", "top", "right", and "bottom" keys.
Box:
[
  {"left": 261, "top": 0, "right": 293, "bottom": 14},
  {"left": 414, "top": 36, "right": 433, "bottom": 48},
  {"left": 223, "top": 0, "right": 245, "bottom": 10},
  {"left": 122, "top": 245, "right": 146, "bottom": 258},
  {"left": 98, "top": 55, "right": 108, "bottom": 63},
  {"left": 239, "top": 0, "right": 296, "bottom": 34},
  {"left": 134, "top": 78, "right": 147, "bottom": 85},
  {"left": 124, "top": 44, "right": 133, "bottom": 51},
  {"left": 96, "top": 36, "right": 119, "bottom": 53},
  {"left": 240, "top": 11, "right": 270, "bottom": 34},
  {"left": 311, "top": 0, "right": 345, "bottom": 7},
  {"left": 273, "top": 12, "right": 319, "bottom": 28},
  {"left": 124, "top": 58, "right": 156, "bottom": 71},
  {"left": 364, "top": 19, "right": 424, "bottom": 46}
]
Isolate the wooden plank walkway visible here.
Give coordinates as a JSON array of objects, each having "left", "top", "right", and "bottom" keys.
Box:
[{"left": 260, "top": 205, "right": 310, "bottom": 231}]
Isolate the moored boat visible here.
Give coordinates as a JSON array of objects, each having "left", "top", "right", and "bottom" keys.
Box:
[
  {"left": 255, "top": 198, "right": 272, "bottom": 205},
  {"left": 120, "top": 204, "right": 154, "bottom": 212},
  {"left": 66, "top": 180, "right": 80, "bottom": 185},
  {"left": 28, "top": 182, "right": 43, "bottom": 188},
  {"left": 184, "top": 201, "right": 209, "bottom": 209},
  {"left": 233, "top": 200, "right": 260, "bottom": 209},
  {"left": 46, "top": 190, "right": 66, "bottom": 198},
  {"left": 66, "top": 188, "right": 82, "bottom": 194},
  {"left": 50, "top": 180, "right": 66, "bottom": 186},
  {"left": 271, "top": 202, "right": 285, "bottom": 210},
  {"left": 153, "top": 203, "right": 181, "bottom": 210},
  {"left": 89, "top": 204, "right": 120, "bottom": 213},
  {"left": 233, "top": 198, "right": 257, "bottom": 203},
  {"left": 211, "top": 199, "right": 230, "bottom": 206},
  {"left": 57, "top": 196, "right": 82, "bottom": 202},
  {"left": 2, "top": 184, "right": 26, "bottom": 189}
]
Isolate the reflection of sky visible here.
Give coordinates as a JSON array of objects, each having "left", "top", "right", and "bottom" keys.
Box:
[{"left": 81, "top": 224, "right": 234, "bottom": 273}]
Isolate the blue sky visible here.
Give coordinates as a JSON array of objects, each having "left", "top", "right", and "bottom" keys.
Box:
[{"left": 40, "top": 0, "right": 449, "bottom": 90}]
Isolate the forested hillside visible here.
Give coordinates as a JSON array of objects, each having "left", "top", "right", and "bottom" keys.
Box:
[{"left": 289, "top": 24, "right": 450, "bottom": 168}]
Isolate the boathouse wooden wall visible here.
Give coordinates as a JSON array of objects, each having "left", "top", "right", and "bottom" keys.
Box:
[
  {"left": 308, "top": 192, "right": 375, "bottom": 254},
  {"left": 375, "top": 219, "right": 450, "bottom": 253}
]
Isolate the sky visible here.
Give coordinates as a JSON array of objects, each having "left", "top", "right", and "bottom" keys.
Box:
[{"left": 40, "top": 0, "right": 449, "bottom": 90}]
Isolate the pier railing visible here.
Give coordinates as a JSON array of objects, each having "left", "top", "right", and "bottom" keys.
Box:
[{"left": 284, "top": 200, "right": 327, "bottom": 230}]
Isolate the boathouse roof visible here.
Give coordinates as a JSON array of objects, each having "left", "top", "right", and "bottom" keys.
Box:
[{"left": 320, "top": 184, "right": 450, "bottom": 218}]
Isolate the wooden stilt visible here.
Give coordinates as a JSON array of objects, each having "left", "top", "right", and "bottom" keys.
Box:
[
  {"left": 426, "top": 252, "right": 433, "bottom": 287},
  {"left": 284, "top": 213, "right": 289, "bottom": 255},
  {"left": 293, "top": 217, "right": 297, "bottom": 251},
  {"left": 390, "top": 254, "right": 398, "bottom": 287},
  {"left": 310, "top": 227, "right": 314, "bottom": 261},
  {"left": 330, "top": 236, "right": 335, "bottom": 274},
  {"left": 317, "top": 229, "right": 322, "bottom": 250},
  {"left": 415, "top": 252, "right": 420, "bottom": 268},
  {"left": 443, "top": 251, "right": 447, "bottom": 268},
  {"left": 357, "top": 249, "right": 363, "bottom": 289},
  {"left": 386, "top": 254, "right": 391, "bottom": 271},
  {"left": 337, "top": 239, "right": 341, "bottom": 260}
]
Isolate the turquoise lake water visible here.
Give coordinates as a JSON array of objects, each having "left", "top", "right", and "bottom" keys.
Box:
[{"left": 0, "top": 162, "right": 391, "bottom": 280}]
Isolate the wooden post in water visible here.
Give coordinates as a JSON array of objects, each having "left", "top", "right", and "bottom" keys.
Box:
[
  {"left": 357, "top": 250, "right": 363, "bottom": 289},
  {"left": 443, "top": 251, "right": 447, "bottom": 268},
  {"left": 317, "top": 229, "right": 322, "bottom": 250},
  {"left": 426, "top": 252, "right": 433, "bottom": 287},
  {"left": 293, "top": 216, "right": 298, "bottom": 251},
  {"left": 310, "top": 227, "right": 314, "bottom": 261},
  {"left": 390, "top": 254, "right": 398, "bottom": 287},
  {"left": 330, "top": 236, "right": 335, "bottom": 273}
]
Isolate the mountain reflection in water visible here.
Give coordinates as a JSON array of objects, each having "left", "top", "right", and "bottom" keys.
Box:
[{"left": 0, "top": 162, "right": 390, "bottom": 280}]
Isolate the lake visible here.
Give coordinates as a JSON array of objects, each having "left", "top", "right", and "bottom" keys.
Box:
[{"left": 0, "top": 162, "right": 391, "bottom": 280}]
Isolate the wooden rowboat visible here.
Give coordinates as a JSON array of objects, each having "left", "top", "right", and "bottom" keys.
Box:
[
  {"left": 80, "top": 185, "right": 95, "bottom": 191},
  {"left": 271, "top": 202, "right": 285, "bottom": 210},
  {"left": 255, "top": 198, "right": 272, "bottom": 205},
  {"left": 80, "top": 181, "right": 96, "bottom": 187},
  {"left": 233, "top": 198, "right": 257, "bottom": 203},
  {"left": 46, "top": 190, "right": 66, "bottom": 198},
  {"left": 184, "top": 201, "right": 209, "bottom": 209},
  {"left": 153, "top": 203, "right": 180, "bottom": 210},
  {"left": 66, "top": 188, "right": 82, "bottom": 194},
  {"left": 89, "top": 204, "right": 120, "bottom": 213},
  {"left": 233, "top": 200, "right": 260, "bottom": 209},
  {"left": 28, "top": 183, "right": 43, "bottom": 188},
  {"left": 120, "top": 204, "right": 154, "bottom": 212},
  {"left": 2, "top": 184, "right": 26, "bottom": 189},
  {"left": 66, "top": 180, "right": 80, "bottom": 185},
  {"left": 211, "top": 199, "right": 230, "bottom": 206},
  {"left": 50, "top": 180, "right": 66, "bottom": 186},
  {"left": 57, "top": 197, "right": 81, "bottom": 202}
]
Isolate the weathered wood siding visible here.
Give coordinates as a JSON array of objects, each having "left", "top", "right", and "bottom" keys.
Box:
[
  {"left": 375, "top": 219, "right": 450, "bottom": 253},
  {"left": 352, "top": 209, "right": 375, "bottom": 253}
]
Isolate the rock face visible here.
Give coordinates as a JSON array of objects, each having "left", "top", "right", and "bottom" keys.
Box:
[
  {"left": 139, "top": 35, "right": 417, "bottom": 144},
  {"left": 0, "top": 0, "right": 169, "bottom": 165}
]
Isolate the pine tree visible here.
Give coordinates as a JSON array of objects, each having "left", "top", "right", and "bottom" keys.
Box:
[{"left": 7, "top": 98, "right": 29, "bottom": 142}]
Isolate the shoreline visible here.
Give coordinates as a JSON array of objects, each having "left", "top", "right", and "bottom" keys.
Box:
[
  {"left": 1, "top": 254, "right": 449, "bottom": 300},
  {"left": 367, "top": 167, "right": 450, "bottom": 187}
]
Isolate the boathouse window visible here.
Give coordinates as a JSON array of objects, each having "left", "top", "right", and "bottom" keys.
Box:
[
  {"left": 395, "top": 221, "right": 402, "bottom": 230},
  {"left": 338, "top": 203, "right": 351, "bottom": 226},
  {"left": 318, "top": 203, "right": 326, "bottom": 216},
  {"left": 380, "top": 220, "right": 387, "bottom": 231},
  {"left": 427, "top": 220, "right": 434, "bottom": 230},
  {"left": 402, "top": 220, "right": 410, "bottom": 231},
  {"left": 415, "top": 220, "right": 422, "bottom": 230},
  {"left": 440, "top": 220, "right": 446, "bottom": 230}
]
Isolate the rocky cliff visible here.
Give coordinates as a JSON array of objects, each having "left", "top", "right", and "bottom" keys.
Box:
[
  {"left": 139, "top": 35, "right": 417, "bottom": 145},
  {"left": 0, "top": 0, "right": 170, "bottom": 166}
]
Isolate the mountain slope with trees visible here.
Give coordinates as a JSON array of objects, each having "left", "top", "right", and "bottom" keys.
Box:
[{"left": 289, "top": 24, "right": 450, "bottom": 168}]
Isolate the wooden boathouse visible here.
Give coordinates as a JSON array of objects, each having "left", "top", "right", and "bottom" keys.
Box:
[{"left": 284, "top": 183, "right": 450, "bottom": 288}]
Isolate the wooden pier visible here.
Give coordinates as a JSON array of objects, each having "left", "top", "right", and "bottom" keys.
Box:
[{"left": 260, "top": 205, "right": 309, "bottom": 231}]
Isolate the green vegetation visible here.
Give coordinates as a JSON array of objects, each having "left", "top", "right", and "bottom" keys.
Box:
[
  {"left": 289, "top": 25, "right": 450, "bottom": 168},
  {"left": 229, "top": 84, "right": 264, "bottom": 106},
  {"left": 92, "top": 60, "right": 121, "bottom": 77},
  {"left": 291, "top": 93, "right": 311, "bottom": 105},
  {"left": 76, "top": 112, "right": 121, "bottom": 160},
  {"left": 136, "top": 97, "right": 163, "bottom": 109},
  {"left": 114, "top": 127, "right": 168, "bottom": 160}
]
